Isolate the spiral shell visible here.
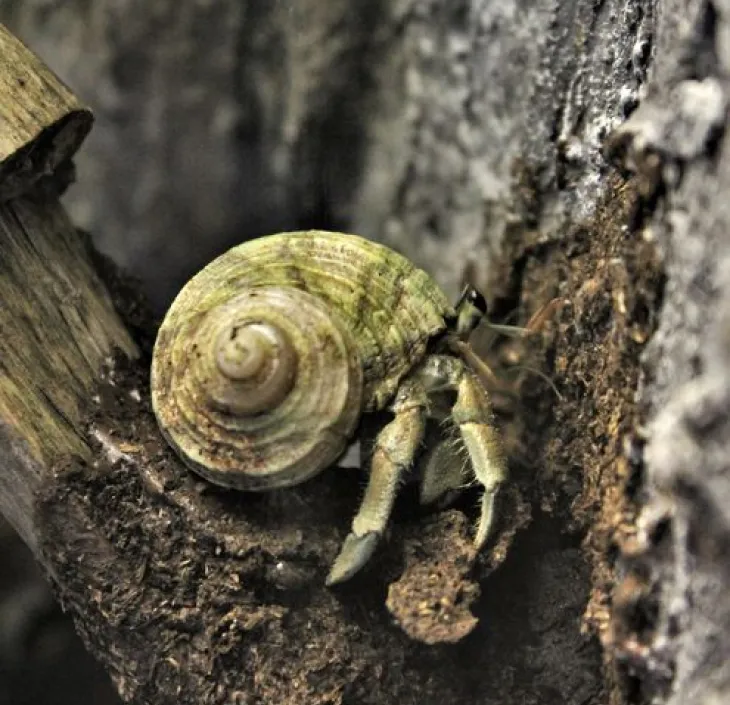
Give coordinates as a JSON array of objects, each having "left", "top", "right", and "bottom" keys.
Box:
[{"left": 151, "top": 231, "right": 453, "bottom": 490}]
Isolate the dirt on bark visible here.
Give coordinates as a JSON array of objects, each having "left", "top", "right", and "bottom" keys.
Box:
[{"left": 36, "top": 178, "right": 663, "bottom": 703}]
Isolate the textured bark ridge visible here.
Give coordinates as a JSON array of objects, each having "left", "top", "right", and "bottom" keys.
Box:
[
  {"left": 0, "top": 0, "right": 728, "bottom": 704},
  {"left": 606, "top": 2, "right": 730, "bottom": 703},
  {"left": 0, "top": 22, "right": 136, "bottom": 555}
]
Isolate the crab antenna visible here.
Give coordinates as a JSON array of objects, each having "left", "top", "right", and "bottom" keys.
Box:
[
  {"left": 455, "top": 285, "right": 488, "bottom": 340},
  {"left": 482, "top": 321, "right": 530, "bottom": 338},
  {"left": 478, "top": 297, "right": 565, "bottom": 339}
]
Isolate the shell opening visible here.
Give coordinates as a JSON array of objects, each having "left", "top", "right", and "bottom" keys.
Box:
[{"left": 208, "top": 321, "right": 297, "bottom": 415}]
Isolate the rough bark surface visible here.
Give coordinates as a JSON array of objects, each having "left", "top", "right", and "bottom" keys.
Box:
[
  {"left": 0, "top": 0, "right": 727, "bottom": 705},
  {"left": 605, "top": 2, "right": 730, "bottom": 703},
  {"left": 0, "top": 20, "right": 137, "bottom": 705},
  {"left": 0, "top": 21, "right": 137, "bottom": 555}
]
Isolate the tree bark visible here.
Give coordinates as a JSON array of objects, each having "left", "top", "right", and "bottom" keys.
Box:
[
  {"left": 0, "top": 23, "right": 136, "bottom": 553},
  {"left": 1, "top": 1, "right": 729, "bottom": 705},
  {"left": 603, "top": 3, "right": 730, "bottom": 703}
]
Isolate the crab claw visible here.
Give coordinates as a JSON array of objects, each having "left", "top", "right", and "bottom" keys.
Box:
[{"left": 326, "top": 531, "right": 380, "bottom": 586}]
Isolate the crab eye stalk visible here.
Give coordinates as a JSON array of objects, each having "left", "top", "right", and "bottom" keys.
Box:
[{"left": 454, "top": 285, "right": 488, "bottom": 339}]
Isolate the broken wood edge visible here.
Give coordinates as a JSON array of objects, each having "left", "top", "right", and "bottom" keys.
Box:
[
  {"left": 0, "top": 111, "right": 93, "bottom": 201},
  {"left": 0, "top": 22, "right": 93, "bottom": 201}
]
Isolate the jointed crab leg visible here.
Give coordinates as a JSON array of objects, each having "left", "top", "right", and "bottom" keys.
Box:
[
  {"left": 326, "top": 380, "right": 427, "bottom": 586},
  {"left": 415, "top": 355, "right": 507, "bottom": 548},
  {"left": 326, "top": 351, "right": 507, "bottom": 585},
  {"left": 452, "top": 365, "right": 506, "bottom": 546},
  {"left": 447, "top": 337, "right": 498, "bottom": 388}
]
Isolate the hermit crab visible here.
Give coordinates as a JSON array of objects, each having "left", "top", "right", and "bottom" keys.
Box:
[{"left": 151, "top": 230, "right": 506, "bottom": 585}]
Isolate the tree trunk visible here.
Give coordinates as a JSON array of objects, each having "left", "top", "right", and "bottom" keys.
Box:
[{"left": 0, "top": 1, "right": 727, "bottom": 704}]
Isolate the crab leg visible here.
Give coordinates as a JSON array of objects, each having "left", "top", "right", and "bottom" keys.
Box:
[
  {"left": 326, "top": 380, "right": 427, "bottom": 586},
  {"left": 415, "top": 355, "right": 507, "bottom": 548},
  {"left": 453, "top": 368, "right": 506, "bottom": 546}
]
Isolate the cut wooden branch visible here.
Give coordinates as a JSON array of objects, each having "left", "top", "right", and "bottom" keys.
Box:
[
  {"left": 0, "top": 25, "right": 135, "bottom": 557},
  {"left": 0, "top": 195, "right": 137, "bottom": 553},
  {"left": 0, "top": 23, "right": 93, "bottom": 202}
]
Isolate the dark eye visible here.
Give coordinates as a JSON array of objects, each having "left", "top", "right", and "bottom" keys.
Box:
[{"left": 466, "top": 287, "right": 488, "bottom": 316}]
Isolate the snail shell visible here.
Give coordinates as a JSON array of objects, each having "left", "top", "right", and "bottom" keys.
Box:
[{"left": 151, "top": 231, "right": 452, "bottom": 490}]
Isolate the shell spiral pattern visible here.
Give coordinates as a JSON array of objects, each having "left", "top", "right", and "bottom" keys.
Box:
[{"left": 151, "top": 230, "right": 453, "bottom": 490}]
